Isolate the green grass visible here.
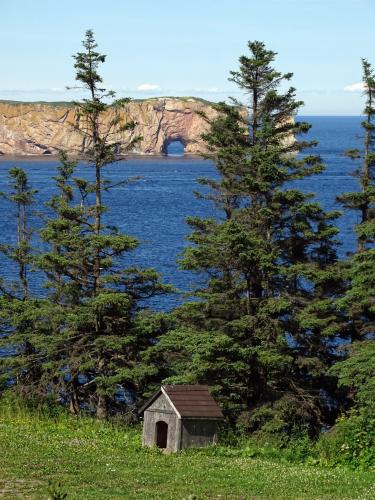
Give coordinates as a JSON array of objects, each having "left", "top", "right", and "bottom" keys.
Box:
[{"left": 0, "top": 405, "right": 374, "bottom": 499}]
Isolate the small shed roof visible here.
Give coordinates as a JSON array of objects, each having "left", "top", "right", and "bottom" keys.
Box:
[{"left": 139, "top": 384, "right": 224, "bottom": 419}]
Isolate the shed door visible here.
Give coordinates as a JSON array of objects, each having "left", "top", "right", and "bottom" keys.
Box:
[{"left": 156, "top": 421, "right": 168, "bottom": 448}]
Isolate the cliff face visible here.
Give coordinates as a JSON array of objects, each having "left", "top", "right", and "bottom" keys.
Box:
[{"left": 0, "top": 98, "right": 218, "bottom": 156}]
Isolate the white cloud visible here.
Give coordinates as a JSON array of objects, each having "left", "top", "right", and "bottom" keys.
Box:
[
  {"left": 344, "top": 82, "right": 365, "bottom": 92},
  {"left": 137, "top": 83, "right": 161, "bottom": 92}
]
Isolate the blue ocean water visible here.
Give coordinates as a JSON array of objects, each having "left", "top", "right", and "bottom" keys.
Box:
[{"left": 0, "top": 116, "right": 363, "bottom": 312}]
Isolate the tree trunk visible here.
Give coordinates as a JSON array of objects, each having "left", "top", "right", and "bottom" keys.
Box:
[
  {"left": 96, "top": 394, "right": 108, "bottom": 420},
  {"left": 69, "top": 377, "right": 80, "bottom": 415},
  {"left": 69, "top": 390, "right": 80, "bottom": 415}
]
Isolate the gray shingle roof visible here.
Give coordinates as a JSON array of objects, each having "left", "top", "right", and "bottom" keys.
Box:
[{"left": 139, "top": 384, "right": 224, "bottom": 419}]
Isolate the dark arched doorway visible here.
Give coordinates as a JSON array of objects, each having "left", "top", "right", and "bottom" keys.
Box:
[
  {"left": 155, "top": 420, "right": 168, "bottom": 448},
  {"left": 163, "top": 138, "right": 185, "bottom": 156}
]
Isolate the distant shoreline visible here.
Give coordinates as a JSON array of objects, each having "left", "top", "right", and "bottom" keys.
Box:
[{"left": 0, "top": 153, "right": 204, "bottom": 162}]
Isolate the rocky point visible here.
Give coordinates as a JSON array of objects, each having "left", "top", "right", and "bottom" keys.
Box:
[{"left": 0, "top": 97, "right": 218, "bottom": 156}]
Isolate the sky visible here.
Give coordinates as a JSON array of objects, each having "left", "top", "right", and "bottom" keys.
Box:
[{"left": 1, "top": 0, "right": 374, "bottom": 115}]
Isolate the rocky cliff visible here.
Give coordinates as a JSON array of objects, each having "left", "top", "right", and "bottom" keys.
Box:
[{"left": 0, "top": 98, "right": 218, "bottom": 156}]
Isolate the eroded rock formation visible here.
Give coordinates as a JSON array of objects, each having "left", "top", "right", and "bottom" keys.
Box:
[{"left": 0, "top": 98, "right": 218, "bottom": 156}]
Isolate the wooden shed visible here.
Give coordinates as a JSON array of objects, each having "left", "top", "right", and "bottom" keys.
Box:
[{"left": 139, "top": 385, "right": 224, "bottom": 452}]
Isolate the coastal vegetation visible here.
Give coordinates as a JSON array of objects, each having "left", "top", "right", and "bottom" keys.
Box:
[
  {"left": 1, "top": 30, "right": 170, "bottom": 420},
  {"left": 0, "top": 29, "right": 374, "bottom": 489}
]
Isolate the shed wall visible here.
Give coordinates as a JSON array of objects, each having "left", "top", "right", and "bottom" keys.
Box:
[
  {"left": 142, "top": 393, "right": 180, "bottom": 452},
  {"left": 181, "top": 419, "right": 219, "bottom": 449},
  {"left": 147, "top": 392, "right": 173, "bottom": 412}
]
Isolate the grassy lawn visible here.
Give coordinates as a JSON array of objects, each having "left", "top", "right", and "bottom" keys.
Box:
[{"left": 0, "top": 407, "right": 374, "bottom": 499}]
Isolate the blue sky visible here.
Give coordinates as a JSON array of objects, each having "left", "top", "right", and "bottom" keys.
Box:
[{"left": 1, "top": 0, "right": 374, "bottom": 114}]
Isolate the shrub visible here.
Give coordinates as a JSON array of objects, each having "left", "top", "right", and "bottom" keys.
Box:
[
  {"left": 317, "top": 408, "right": 375, "bottom": 470},
  {"left": 237, "top": 393, "right": 321, "bottom": 445}
]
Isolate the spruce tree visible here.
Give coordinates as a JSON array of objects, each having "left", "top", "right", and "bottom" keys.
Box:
[
  {"left": 336, "top": 59, "right": 375, "bottom": 338},
  {"left": 0, "top": 168, "right": 36, "bottom": 299},
  {"left": 1, "top": 31, "right": 170, "bottom": 417},
  {"left": 152, "top": 42, "right": 342, "bottom": 435},
  {"left": 0, "top": 168, "right": 40, "bottom": 393},
  {"left": 331, "top": 59, "right": 375, "bottom": 412}
]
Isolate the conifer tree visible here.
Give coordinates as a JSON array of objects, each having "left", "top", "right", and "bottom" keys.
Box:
[
  {"left": 0, "top": 168, "right": 40, "bottom": 392},
  {"left": 0, "top": 168, "right": 36, "bottom": 299},
  {"left": 153, "top": 42, "right": 342, "bottom": 434},
  {"left": 39, "top": 31, "right": 170, "bottom": 418},
  {"left": 336, "top": 59, "right": 375, "bottom": 338},
  {"left": 331, "top": 60, "right": 375, "bottom": 412},
  {"left": 1, "top": 31, "right": 170, "bottom": 417}
]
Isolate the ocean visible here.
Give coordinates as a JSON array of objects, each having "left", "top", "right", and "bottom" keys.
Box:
[{"left": 0, "top": 116, "right": 364, "bottom": 312}]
